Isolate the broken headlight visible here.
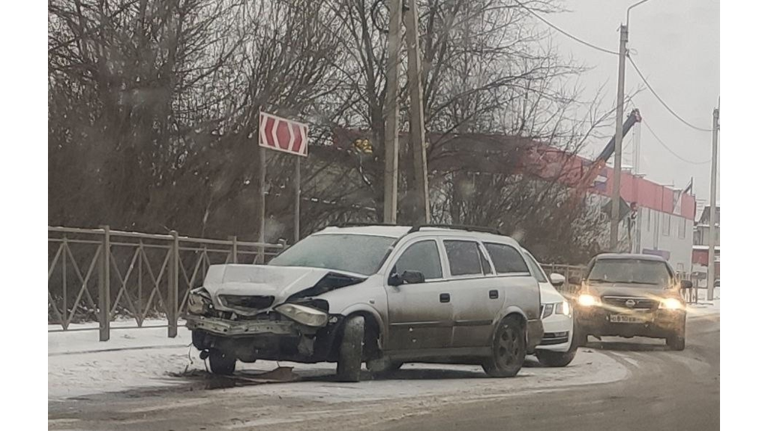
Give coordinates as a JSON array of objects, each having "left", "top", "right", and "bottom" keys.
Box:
[
  {"left": 274, "top": 303, "right": 329, "bottom": 327},
  {"left": 187, "top": 289, "right": 212, "bottom": 315}
]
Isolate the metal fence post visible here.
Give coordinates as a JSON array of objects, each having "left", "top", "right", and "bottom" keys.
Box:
[
  {"left": 168, "top": 230, "right": 179, "bottom": 338},
  {"left": 230, "top": 235, "right": 238, "bottom": 264},
  {"left": 564, "top": 266, "right": 571, "bottom": 294},
  {"left": 98, "top": 225, "right": 111, "bottom": 341}
]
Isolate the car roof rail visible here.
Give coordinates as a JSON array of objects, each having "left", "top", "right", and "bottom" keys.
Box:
[
  {"left": 332, "top": 222, "right": 402, "bottom": 228},
  {"left": 408, "top": 224, "right": 503, "bottom": 235}
]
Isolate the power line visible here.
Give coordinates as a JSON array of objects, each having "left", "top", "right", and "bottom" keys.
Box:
[
  {"left": 642, "top": 119, "right": 711, "bottom": 165},
  {"left": 628, "top": 55, "right": 713, "bottom": 132},
  {"left": 513, "top": 0, "right": 619, "bottom": 56}
]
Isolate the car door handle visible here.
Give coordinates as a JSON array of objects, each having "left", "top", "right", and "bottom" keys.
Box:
[
  {"left": 489, "top": 290, "right": 499, "bottom": 299},
  {"left": 439, "top": 293, "right": 450, "bottom": 303}
]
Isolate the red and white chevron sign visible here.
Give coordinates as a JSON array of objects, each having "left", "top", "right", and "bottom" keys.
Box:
[{"left": 258, "top": 112, "right": 309, "bottom": 157}]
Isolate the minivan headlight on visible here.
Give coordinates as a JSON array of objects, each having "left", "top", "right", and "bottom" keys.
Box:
[
  {"left": 275, "top": 303, "right": 329, "bottom": 327},
  {"left": 577, "top": 294, "right": 600, "bottom": 307},
  {"left": 660, "top": 298, "right": 685, "bottom": 310},
  {"left": 556, "top": 301, "right": 572, "bottom": 316}
]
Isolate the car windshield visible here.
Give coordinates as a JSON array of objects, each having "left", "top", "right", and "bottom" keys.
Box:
[
  {"left": 269, "top": 233, "right": 396, "bottom": 276},
  {"left": 587, "top": 259, "right": 672, "bottom": 286}
]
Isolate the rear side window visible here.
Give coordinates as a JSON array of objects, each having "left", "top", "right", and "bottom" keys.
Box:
[
  {"left": 484, "top": 243, "right": 530, "bottom": 274},
  {"left": 393, "top": 240, "right": 443, "bottom": 280},
  {"left": 444, "top": 240, "right": 484, "bottom": 276}
]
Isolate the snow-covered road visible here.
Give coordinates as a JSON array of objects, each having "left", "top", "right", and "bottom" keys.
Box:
[{"left": 49, "top": 320, "right": 627, "bottom": 402}]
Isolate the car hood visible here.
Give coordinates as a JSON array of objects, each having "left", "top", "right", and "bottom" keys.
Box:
[
  {"left": 202, "top": 264, "right": 365, "bottom": 315},
  {"left": 583, "top": 282, "right": 666, "bottom": 298}
]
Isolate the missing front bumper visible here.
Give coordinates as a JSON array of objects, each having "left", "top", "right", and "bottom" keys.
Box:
[{"left": 185, "top": 315, "right": 299, "bottom": 337}]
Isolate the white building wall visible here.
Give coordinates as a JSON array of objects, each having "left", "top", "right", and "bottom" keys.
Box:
[{"left": 587, "top": 196, "right": 694, "bottom": 273}]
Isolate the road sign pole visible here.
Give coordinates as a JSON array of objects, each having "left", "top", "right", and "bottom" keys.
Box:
[
  {"left": 257, "top": 111, "right": 309, "bottom": 249},
  {"left": 294, "top": 156, "right": 301, "bottom": 243},
  {"left": 257, "top": 146, "right": 266, "bottom": 263}
]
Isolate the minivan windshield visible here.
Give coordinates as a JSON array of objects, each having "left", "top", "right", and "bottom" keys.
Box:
[
  {"left": 587, "top": 259, "right": 673, "bottom": 286},
  {"left": 269, "top": 234, "right": 396, "bottom": 276}
]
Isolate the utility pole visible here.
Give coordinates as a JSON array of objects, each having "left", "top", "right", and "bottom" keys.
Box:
[
  {"left": 610, "top": 23, "right": 628, "bottom": 251},
  {"left": 383, "top": 0, "right": 402, "bottom": 224},
  {"left": 403, "top": 0, "right": 430, "bottom": 224},
  {"left": 707, "top": 101, "right": 720, "bottom": 301}
]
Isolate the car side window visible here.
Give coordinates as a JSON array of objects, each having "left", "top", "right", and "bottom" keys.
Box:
[
  {"left": 444, "top": 240, "right": 483, "bottom": 276},
  {"left": 392, "top": 240, "right": 443, "bottom": 280},
  {"left": 523, "top": 252, "right": 548, "bottom": 283},
  {"left": 483, "top": 243, "right": 530, "bottom": 274}
]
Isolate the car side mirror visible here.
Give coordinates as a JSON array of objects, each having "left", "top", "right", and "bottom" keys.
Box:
[
  {"left": 681, "top": 280, "right": 693, "bottom": 289},
  {"left": 389, "top": 271, "right": 425, "bottom": 286},
  {"left": 550, "top": 273, "right": 565, "bottom": 287}
]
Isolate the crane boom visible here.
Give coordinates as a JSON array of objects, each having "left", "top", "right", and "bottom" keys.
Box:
[
  {"left": 595, "top": 108, "right": 642, "bottom": 163},
  {"left": 569, "top": 109, "right": 642, "bottom": 205}
]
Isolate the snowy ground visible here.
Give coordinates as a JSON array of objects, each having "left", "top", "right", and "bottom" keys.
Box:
[
  {"left": 49, "top": 320, "right": 627, "bottom": 402},
  {"left": 686, "top": 287, "right": 721, "bottom": 317},
  {"left": 49, "top": 290, "right": 721, "bottom": 403}
]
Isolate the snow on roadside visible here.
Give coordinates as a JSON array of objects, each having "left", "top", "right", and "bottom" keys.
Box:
[
  {"left": 49, "top": 319, "right": 189, "bottom": 356},
  {"left": 686, "top": 287, "right": 721, "bottom": 318},
  {"left": 49, "top": 322, "right": 628, "bottom": 402},
  {"left": 49, "top": 322, "right": 197, "bottom": 400}
]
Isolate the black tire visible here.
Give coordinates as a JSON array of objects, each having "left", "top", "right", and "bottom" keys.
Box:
[
  {"left": 336, "top": 315, "right": 365, "bottom": 382},
  {"left": 366, "top": 358, "right": 403, "bottom": 375},
  {"left": 666, "top": 326, "right": 686, "bottom": 351},
  {"left": 536, "top": 335, "right": 578, "bottom": 367},
  {"left": 482, "top": 315, "right": 526, "bottom": 378},
  {"left": 575, "top": 328, "right": 589, "bottom": 347},
  {"left": 208, "top": 349, "right": 236, "bottom": 375}
]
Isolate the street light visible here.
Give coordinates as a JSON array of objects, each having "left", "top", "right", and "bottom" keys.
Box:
[{"left": 610, "top": 0, "right": 652, "bottom": 251}]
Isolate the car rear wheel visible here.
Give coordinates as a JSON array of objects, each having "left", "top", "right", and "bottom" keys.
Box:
[
  {"left": 208, "top": 349, "right": 236, "bottom": 375},
  {"left": 482, "top": 316, "right": 526, "bottom": 378},
  {"left": 336, "top": 315, "right": 365, "bottom": 382}
]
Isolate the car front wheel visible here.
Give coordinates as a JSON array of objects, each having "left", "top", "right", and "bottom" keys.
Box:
[
  {"left": 666, "top": 327, "right": 686, "bottom": 351},
  {"left": 536, "top": 336, "right": 578, "bottom": 367},
  {"left": 208, "top": 349, "right": 236, "bottom": 375},
  {"left": 336, "top": 315, "right": 365, "bottom": 382}
]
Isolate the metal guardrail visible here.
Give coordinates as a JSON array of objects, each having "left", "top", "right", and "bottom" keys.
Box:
[{"left": 48, "top": 226, "right": 285, "bottom": 341}]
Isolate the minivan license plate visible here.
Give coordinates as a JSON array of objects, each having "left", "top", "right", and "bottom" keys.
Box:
[{"left": 610, "top": 315, "right": 644, "bottom": 324}]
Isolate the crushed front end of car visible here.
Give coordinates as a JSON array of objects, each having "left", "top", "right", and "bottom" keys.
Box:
[{"left": 184, "top": 264, "right": 364, "bottom": 367}]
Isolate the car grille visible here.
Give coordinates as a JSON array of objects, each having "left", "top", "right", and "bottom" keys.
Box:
[
  {"left": 540, "top": 331, "right": 569, "bottom": 346},
  {"left": 602, "top": 296, "right": 657, "bottom": 310},
  {"left": 219, "top": 295, "right": 275, "bottom": 310}
]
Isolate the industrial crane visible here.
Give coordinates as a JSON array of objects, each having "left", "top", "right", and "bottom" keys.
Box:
[{"left": 568, "top": 108, "right": 642, "bottom": 207}]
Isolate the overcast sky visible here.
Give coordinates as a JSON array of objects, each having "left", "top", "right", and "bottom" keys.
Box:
[{"left": 545, "top": 0, "right": 719, "bottom": 205}]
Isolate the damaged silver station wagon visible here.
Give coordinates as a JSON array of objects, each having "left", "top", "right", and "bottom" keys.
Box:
[{"left": 184, "top": 225, "right": 544, "bottom": 382}]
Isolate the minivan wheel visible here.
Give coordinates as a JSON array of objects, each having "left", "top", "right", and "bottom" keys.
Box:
[
  {"left": 666, "top": 328, "right": 686, "bottom": 351},
  {"left": 336, "top": 315, "right": 365, "bottom": 382},
  {"left": 482, "top": 316, "right": 526, "bottom": 378},
  {"left": 208, "top": 349, "right": 236, "bottom": 375}
]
